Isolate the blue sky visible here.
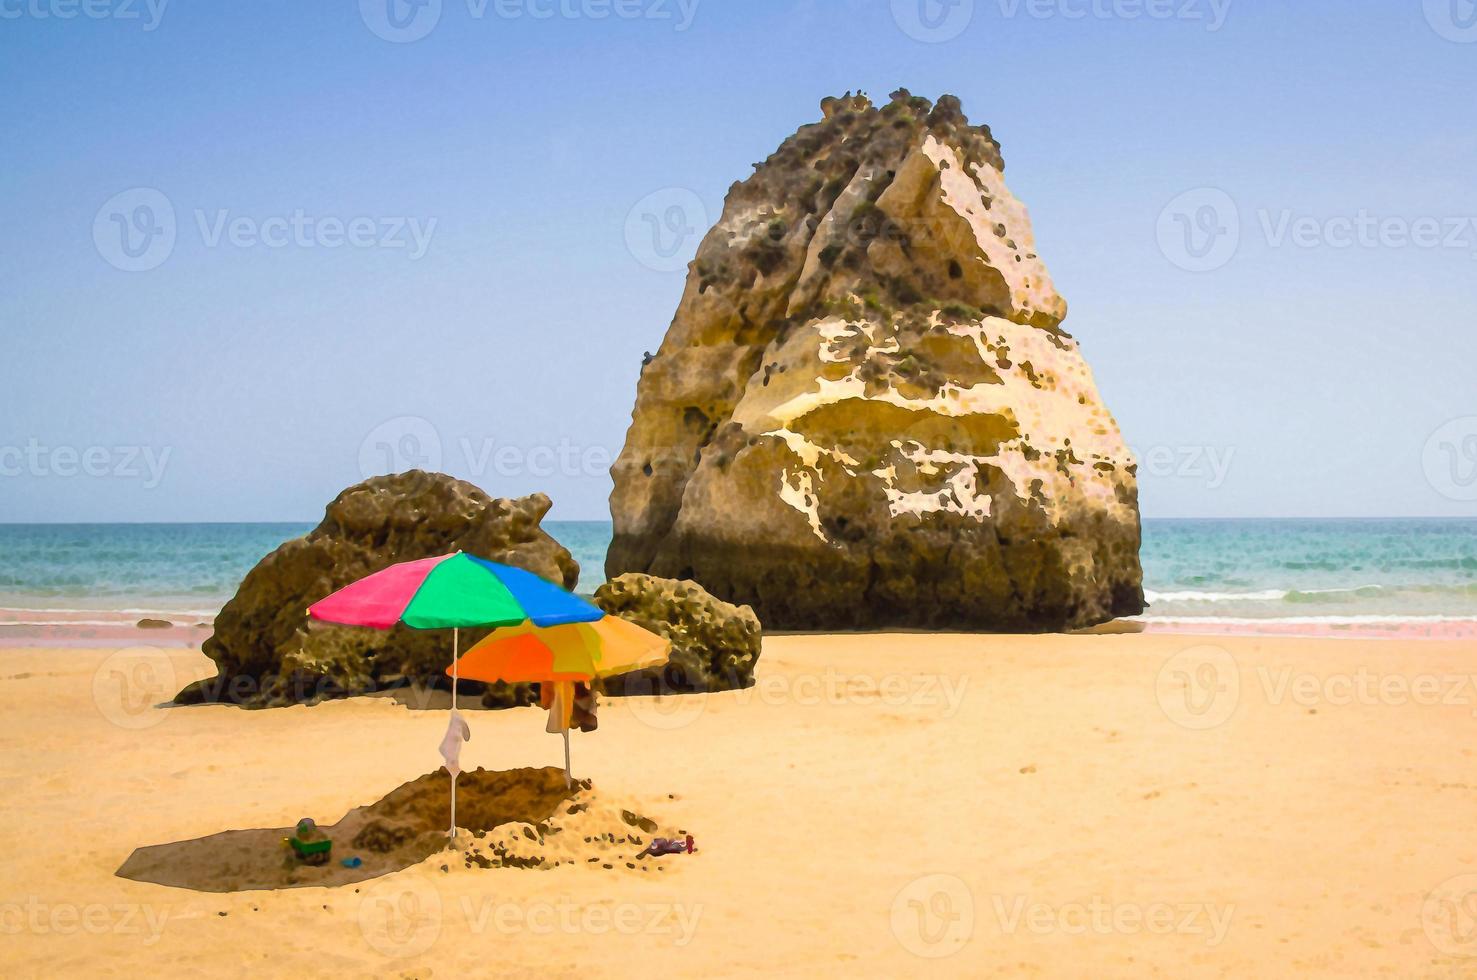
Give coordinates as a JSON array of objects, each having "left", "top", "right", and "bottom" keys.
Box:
[{"left": 2, "top": 0, "right": 1474, "bottom": 521}]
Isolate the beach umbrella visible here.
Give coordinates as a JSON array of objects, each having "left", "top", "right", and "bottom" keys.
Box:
[
  {"left": 446, "top": 616, "right": 671, "bottom": 785},
  {"left": 307, "top": 551, "right": 603, "bottom": 836}
]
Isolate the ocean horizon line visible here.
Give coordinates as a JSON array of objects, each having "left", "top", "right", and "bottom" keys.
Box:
[{"left": 1, "top": 519, "right": 1472, "bottom": 630}]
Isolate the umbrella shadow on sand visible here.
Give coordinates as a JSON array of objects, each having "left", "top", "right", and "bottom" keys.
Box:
[{"left": 116, "top": 767, "right": 577, "bottom": 893}]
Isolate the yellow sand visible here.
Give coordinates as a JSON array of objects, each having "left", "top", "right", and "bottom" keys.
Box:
[{"left": 3, "top": 632, "right": 1477, "bottom": 977}]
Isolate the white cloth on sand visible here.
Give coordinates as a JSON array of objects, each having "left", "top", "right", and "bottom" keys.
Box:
[{"left": 439, "top": 710, "right": 471, "bottom": 777}]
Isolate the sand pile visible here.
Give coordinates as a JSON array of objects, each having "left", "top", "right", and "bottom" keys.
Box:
[
  {"left": 117, "top": 766, "right": 686, "bottom": 893},
  {"left": 357, "top": 765, "right": 577, "bottom": 845},
  {"left": 449, "top": 781, "right": 692, "bottom": 874}
]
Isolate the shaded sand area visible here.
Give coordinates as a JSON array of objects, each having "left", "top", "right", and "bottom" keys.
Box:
[
  {"left": 114, "top": 767, "right": 686, "bottom": 892},
  {"left": 4, "top": 633, "right": 1477, "bottom": 976}
]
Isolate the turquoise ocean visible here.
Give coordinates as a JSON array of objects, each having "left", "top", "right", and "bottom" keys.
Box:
[{"left": 1, "top": 519, "right": 1475, "bottom": 627}]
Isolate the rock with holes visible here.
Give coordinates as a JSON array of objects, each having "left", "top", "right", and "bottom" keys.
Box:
[
  {"left": 593, "top": 573, "right": 761, "bottom": 693},
  {"left": 173, "top": 470, "right": 574, "bottom": 707},
  {"left": 606, "top": 90, "right": 1143, "bottom": 630}
]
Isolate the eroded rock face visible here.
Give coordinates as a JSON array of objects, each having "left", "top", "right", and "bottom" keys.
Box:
[
  {"left": 593, "top": 574, "right": 761, "bottom": 693},
  {"left": 607, "top": 90, "right": 1143, "bottom": 631},
  {"left": 175, "top": 471, "right": 576, "bottom": 707}
]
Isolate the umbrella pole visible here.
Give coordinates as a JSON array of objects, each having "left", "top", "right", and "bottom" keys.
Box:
[
  {"left": 562, "top": 728, "right": 571, "bottom": 788},
  {"left": 450, "top": 627, "right": 458, "bottom": 840}
]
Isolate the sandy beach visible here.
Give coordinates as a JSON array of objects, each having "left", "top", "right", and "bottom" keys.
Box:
[
  {"left": 4, "top": 631, "right": 1477, "bottom": 977},
  {"left": 9, "top": 2, "right": 1473, "bottom": 977}
]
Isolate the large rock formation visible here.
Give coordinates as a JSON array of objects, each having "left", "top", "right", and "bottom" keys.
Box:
[
  {"left": 607, "top": 90, "right": 1143, "bottom": 631},
  {"left": 593, "top": 574, "right": 762, "bottom": 694},
  {"left": 175, "top": 471, "right": 576, "bottom": 707}
]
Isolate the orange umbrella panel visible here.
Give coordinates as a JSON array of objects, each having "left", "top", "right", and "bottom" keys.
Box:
[{"left": 448, "top": 631, "right": 594, "bottom": 684}]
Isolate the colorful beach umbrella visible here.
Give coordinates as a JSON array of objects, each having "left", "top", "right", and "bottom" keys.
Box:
[
  {"left": 447, "top": 617, "right": 671, "bottom": 784},
  {"left": 307, "top": 552, "right": 602, "bottom": 631},
  {"left": 307, "top": 551, "right": 603, "bottom": 834}
]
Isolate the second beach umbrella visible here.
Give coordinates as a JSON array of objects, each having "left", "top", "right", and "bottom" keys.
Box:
[{"left": 447, "top": 616, "right": 671, "bottom": 784}]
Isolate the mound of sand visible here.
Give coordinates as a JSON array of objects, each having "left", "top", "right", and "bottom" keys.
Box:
[
  {"left": 117, "top": 767, "right": 687, "bottom": 893},
  {"left": 450, "top": 782, "right": 693, "bottom": 874}
]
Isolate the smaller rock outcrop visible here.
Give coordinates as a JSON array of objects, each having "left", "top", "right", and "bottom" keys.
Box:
[
  {"left": 174, "top": 471, "right": 576, "bottom": 707},
  {"left": 593, "top": 574, "right": 762, "bottom": 694}
]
